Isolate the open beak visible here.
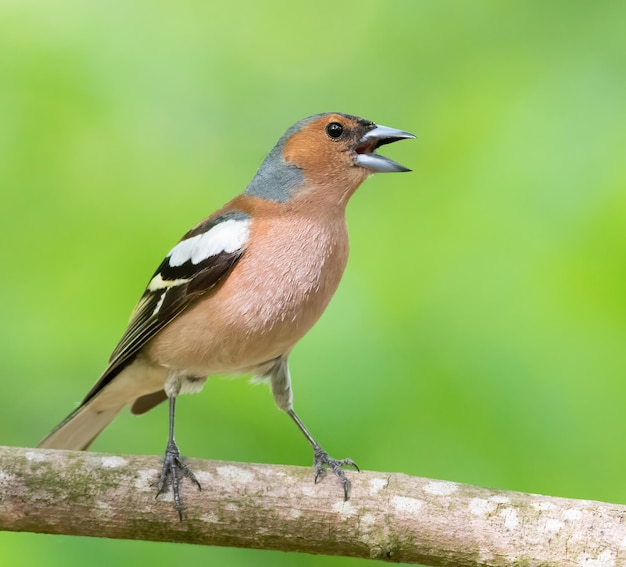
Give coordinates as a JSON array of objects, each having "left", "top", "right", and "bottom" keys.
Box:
[{"left": 355, "top": 124, "right": 415, "bottom": 173}]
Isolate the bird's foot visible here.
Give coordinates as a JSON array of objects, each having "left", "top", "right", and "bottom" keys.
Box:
[
  {"left": 156, "top": 441, "right": 201, "bottom": 520},
  {"left": 313, "top": 446, "right": 360, "bottom": 500}
]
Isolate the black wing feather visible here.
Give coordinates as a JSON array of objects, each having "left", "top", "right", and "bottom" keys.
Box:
[{"left": 81, "top": 212, "right": 249, "bottom": 404}]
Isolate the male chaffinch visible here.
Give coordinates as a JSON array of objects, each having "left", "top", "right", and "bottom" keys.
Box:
[{"left": 39, "top": 112, "right": 414, "bottom": 518}]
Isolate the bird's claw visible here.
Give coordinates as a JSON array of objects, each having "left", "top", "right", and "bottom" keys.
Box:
[
  {"left": 313, "top": 446, "right": 359, "bottom": 500},
  {"left": 156, "top": 442, "right": 201, "bottom": 520}
]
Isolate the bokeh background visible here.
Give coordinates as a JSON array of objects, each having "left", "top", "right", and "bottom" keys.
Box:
[{"left": 1, "top": 1, "right": 625, "bottom": 565}]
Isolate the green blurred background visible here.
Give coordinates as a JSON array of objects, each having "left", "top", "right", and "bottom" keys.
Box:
[{"left": 1, "top": 1, "right": 625, "bottom": 565}]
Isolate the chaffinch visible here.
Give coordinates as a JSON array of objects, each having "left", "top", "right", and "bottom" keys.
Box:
[{"left": 39, "top": 112, "right": 414, "bottom": 518}]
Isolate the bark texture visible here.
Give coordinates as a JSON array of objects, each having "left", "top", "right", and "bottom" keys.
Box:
[{"left": 1, "top": 445, "right": 624, "bottom": 566}]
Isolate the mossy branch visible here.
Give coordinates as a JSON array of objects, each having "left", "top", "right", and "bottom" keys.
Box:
[{"left": 1, "top": 445, "right": 625, "bottom": 565}]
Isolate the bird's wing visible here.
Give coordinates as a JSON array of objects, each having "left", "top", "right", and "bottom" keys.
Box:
[{"left": 81, "top": 209, "right": 252, "bottom": 404}]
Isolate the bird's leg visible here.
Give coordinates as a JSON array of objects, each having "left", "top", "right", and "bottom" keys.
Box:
[
  {"left": 287, "top": 409, "right": 359, "bottom": 500},
  {"left": 156, "top": 395, "right": 201, "bottom": 520},
  {"left": 269, "top": 357, "right": 358, "bottom": 499}
]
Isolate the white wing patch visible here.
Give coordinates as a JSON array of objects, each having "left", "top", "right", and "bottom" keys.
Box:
[
  {"left": 168, "top": 218, "right": 251, "bottom": 267},
  {"left": 151, "top": 291, "right": 167, "bottom": 316},
  {"left": 147, "top": 273, "right": 191, "bottom": 292}
]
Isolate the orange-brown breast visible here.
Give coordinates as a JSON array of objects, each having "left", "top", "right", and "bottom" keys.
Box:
[{"left": 144, "top": 197, "right": 350, "bottom": 377}]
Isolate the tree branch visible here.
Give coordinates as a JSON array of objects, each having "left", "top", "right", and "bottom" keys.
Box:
[{"left": 1, "top": 445, "right": 624, "bottom": 565}]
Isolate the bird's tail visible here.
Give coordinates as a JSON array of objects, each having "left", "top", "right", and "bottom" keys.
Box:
[
  {"left": 38, "top": 360, "right": 167, "bottom": 451},
  {"left": 37, "top": 397, "right": 125, "bottom": 451}
]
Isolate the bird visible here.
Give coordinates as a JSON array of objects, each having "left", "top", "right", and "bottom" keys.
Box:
[{"left": 38, "top": 112, "right": 415, "bottom": 518}]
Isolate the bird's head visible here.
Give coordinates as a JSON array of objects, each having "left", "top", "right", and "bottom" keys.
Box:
[{"left": 245, "top": 113, "right": 415, "bottom": 207}]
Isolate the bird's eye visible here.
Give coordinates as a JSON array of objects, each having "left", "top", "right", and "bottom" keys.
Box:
[{"left": 326, "top": 122, "right": 344, "bottom": 139}]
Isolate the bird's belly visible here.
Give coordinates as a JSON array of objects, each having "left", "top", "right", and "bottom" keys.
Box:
[{"left": 145, "top": 217, "right": 349, "bottom": 377}]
